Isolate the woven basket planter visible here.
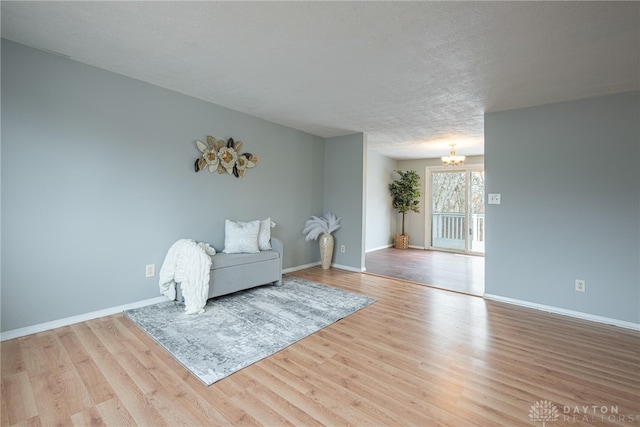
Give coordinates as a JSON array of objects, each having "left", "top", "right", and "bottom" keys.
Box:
[{"left": 394, "top": 234, "right": 409, "bottom": 249}]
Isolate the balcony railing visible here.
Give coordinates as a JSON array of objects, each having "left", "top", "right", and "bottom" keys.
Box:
[{"left": 432, "top": 212, "right": 485, "bottom": 252}]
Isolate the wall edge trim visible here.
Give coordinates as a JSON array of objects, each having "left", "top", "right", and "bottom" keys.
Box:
[
  {"left": 483, "top": 293, "right": 640, "bottom": 331},
  {"left": 1, "top": 296, "right": 169, "bottom": 341}
]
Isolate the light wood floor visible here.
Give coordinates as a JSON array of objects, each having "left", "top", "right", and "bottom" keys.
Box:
[
  {"left": 366, "top": 247, "right": 485, "bottom": 295},
  {"left": 2, "top": 267, "right": 639, "bottom": 426}
]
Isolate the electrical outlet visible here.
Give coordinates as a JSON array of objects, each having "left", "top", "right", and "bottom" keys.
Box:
[
  {"left": 340, "top": 245, "right": 346, "bottom": 253},
  {"left": 575, "top": 279, "right": 586, "bottom": 292},
  {"left": 145, "top": 264, "right": 155, "bottom": 278}
]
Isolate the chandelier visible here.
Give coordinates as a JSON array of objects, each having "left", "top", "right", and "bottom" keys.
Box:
[{"left": 441, "top": 144, "right": 465, "bottom": 166}]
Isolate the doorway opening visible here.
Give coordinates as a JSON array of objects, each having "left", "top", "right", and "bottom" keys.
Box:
[{"left": 363, "top": 159, "right": 486, "bottom": 297}]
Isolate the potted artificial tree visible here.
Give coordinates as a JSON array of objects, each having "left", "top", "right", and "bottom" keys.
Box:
[{"left": 388, "top": 169, "right": 421, "bottom": 249}]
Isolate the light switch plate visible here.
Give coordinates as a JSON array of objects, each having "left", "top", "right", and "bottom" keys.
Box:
[{"left": 488, "top": 194, "right": 501, "bottom": 205}]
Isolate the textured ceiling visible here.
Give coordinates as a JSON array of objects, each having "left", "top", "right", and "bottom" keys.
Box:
[{"left": 2, "top": 1, "right": 638, "bottom": 159}]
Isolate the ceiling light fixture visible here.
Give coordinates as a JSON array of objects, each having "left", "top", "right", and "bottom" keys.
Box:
[{"left": 441, "top": 144, "right": 465, "bottom": 166}]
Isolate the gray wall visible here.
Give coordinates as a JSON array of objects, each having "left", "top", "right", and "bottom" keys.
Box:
[
  {"left": 324, "top": 134, "right": 367, "bottom": 271},
  {"left": 5, "top": 39, "right": 635, "bottom": 332},
  {"left": 485, "top": 92, "right": 640, "bottom": 324},
  {"left": 397, "top": 156, "right": 485, "bottom": 248},
  {"left": 365, "top": 150, "right": 397, "bottom": 251},
  {"left": 1, "top": 40, "right": 328, "bottom": 331}
]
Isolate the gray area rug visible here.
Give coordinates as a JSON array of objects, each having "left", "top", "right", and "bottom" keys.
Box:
[{"left": 124, "top": 275, "right": 375, "bottom": 386}]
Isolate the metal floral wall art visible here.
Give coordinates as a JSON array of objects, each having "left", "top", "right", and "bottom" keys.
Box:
[{"left": 194, "top": 136, "right": 259, "bottom": 178}]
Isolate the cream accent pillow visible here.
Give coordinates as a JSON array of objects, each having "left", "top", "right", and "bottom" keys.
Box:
[
  {"left": 258, "top": 218, "right": 276, "bottom": 251},
  {"left": 223, "top": 219, "right": 260, "bottom": 254}
]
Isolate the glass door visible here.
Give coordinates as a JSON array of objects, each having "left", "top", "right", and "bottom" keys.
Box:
[
  {"left": 428, "top": 167, "right": 484, "bottom": 255},
  {"left": 430, "top": 170, "right": 466, "bottom": 251},
  {"left": 468, "top": 170, "right": 485, "bottom": 253}
]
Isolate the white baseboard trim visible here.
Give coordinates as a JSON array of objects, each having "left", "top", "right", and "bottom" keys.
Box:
[
  {"left": 332, "top": 263, "right": 366, "bottom": 273},
  {"left": 283, "top": 262, "right": 321, "bottom": 273},
  {"left": 284, "top": 262, "right": 364, "bottom": 273},
  {"left": 408, "top": 245, "right": 425, "bottom": 250},
  {"left": 366, "top": 244, "right": 393, "bottom": 253},
  {"left": 0, "top": 296, "right": 169, "bottom": 342},
  {"left": 483, "top": 293, "right": 640, "bottom": 331}
]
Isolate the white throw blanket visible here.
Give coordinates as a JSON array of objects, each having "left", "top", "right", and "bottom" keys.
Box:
[{"left": 158, "top": 239, "right": 214, "bottom": 314}]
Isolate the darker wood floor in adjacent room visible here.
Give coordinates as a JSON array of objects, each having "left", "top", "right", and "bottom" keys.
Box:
[{"left": 365, "top": 247, "right": 485, "bottom": 295}]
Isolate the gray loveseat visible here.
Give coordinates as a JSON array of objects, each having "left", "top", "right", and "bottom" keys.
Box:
[{"left": 176, "top": 237, "right": 283, "bottom": 302}]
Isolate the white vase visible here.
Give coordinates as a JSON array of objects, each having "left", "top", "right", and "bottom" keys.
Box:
[{"left": 319, "top": 233, "right": 334, "bottom": 269}]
